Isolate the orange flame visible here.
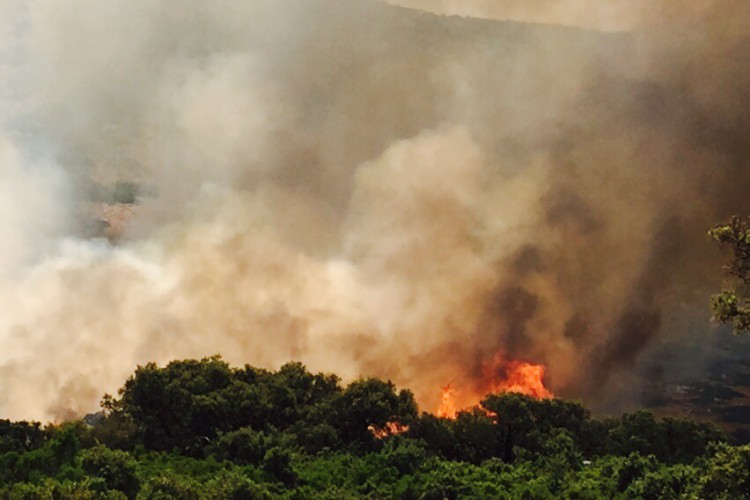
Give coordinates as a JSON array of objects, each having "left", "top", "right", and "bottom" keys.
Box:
[
  {"left": 436, "top": 354, "right": 553, "bottom": 419},
  {"left": 489, "top": 359, "right": 553, "bottom": 399},
  {"left": 368, "top": 421, "right": 409, "bottom": 439},
  {"left": 437, "top": 384, "right": 458, "bottom": 419}
]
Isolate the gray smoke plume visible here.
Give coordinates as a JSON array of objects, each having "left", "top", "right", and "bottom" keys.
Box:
[{"left": 1, "top": 0, "right": 749, "bottom": 420}]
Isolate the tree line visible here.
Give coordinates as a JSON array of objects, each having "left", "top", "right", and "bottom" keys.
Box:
[{"left": 1, "top": 355, "right": 748, "bottom": 499}]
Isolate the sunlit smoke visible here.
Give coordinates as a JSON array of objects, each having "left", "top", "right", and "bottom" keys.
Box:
[{"left": 1, "top": 0, "right": 750, "bottom": 421}]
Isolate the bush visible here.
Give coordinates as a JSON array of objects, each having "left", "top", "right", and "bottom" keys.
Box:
[
  {"left": 80, "top": 445, "right": 139, "bottom": 498},
  {"left": 210, "top": 427, "right": 267, "bottom": 465},
  {"left": 136, "top": 472, "right": 203, "bottom": 500},
  {"left": 203, "top": 470, "right": 271, "bottom": 499},
  {"left": 263, "top": 447, "right": 296, "bottom": 486}
]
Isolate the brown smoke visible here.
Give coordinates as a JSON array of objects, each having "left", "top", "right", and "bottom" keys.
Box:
[{"left": 1, "top": 0, "right": 749, "bottom": 420}]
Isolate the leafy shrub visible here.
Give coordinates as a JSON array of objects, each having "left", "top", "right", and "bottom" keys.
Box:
[{"left": 80, "top": 445, "right": 139, "bottom": 498}]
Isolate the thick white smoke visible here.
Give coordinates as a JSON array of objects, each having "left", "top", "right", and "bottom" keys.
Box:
[{"left": 1, "top": 0, "right": 749, "bottom": 421}]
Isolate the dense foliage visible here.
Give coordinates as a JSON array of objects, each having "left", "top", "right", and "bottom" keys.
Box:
[
  {"left": 1, "top": 356, "right": 747, "bottom": 499},
  {"left": 710, "top": 216, "right": 750, "bottom": 333}
]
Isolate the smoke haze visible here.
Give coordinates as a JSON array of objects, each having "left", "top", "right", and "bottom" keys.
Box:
[
  {"left": 383, "top": 0, "right": 650, "bottom": 31},
  {"left": 1, "top": 0, "right": 750, "bottom": 420}
]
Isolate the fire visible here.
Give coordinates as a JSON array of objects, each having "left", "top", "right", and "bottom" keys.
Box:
[
  {"left": 437, "top": 384, "right": 458, "bottom": 419},
  {"left": 368, "top": 421, "right": 409, "bottom": 439},
  {"left": 488, "top": 360, "right": 553, "bottom": 399},
  {"left": 436, "top": 355, "right": 553, "bottom": 419}
]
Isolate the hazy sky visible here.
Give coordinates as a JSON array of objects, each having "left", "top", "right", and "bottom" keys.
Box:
[{"left": 382, "top": 0, "right": 709, "bottom": 32}]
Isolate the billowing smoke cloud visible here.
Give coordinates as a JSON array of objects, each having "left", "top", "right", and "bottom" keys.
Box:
[{"left": 1, "top": 0, "right": 750, "bottom": 421}]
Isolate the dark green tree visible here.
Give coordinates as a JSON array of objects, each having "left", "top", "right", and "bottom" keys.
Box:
[
  {"left": 333, "top": 379, "right": 417, "bottom": 448},
  {"left": 407, "top": 413, "right": 456, "bottom": 459},
  {"left": 0, "top": 420, "right": 46, "bottom": 454},
  {"left": 480, "top": 393, "right": 591, "bottom": 462},
  {"left": 117, "top": 356, "right": 262, "bottom": 452},
  {"left": 450, "top": 409, "right": 500, "bottom": 464},
  {"left": 80, "top": 445, "right": 139, "bottom": 498},
  {"left": 262, "top": 446, "right": 297, "bottom": 486}
]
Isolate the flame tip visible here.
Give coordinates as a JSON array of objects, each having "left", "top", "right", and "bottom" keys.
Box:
[{"left": 436, "top": 355, "right": 553, "bottom": 419}]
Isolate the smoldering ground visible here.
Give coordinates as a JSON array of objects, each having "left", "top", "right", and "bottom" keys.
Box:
[{"left": 1, "top": 0, "right": 750, "bottom": 420}]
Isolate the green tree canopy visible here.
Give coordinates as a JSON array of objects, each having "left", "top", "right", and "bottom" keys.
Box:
[{"left": 709, "top": 216, "right": 750, "bottom": 332}]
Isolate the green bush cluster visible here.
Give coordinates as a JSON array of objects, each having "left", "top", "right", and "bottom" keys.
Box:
[{"left": 0, "top": 356, "right": 746, "bottom": 499}]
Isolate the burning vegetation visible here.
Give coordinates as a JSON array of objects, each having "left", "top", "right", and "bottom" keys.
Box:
[
  {"left": 368, "top": 421, "right": 410, "bottom": 439},
  {"left": 438, "top": 354, "right": 553, "bottom": 419},
  {"left": 2, "top": 0, "right": 750, "bottom": 438},
  {"left": 437, "top": 384, "right": 459, "bottom": 419},
  {"left": 3, "top": 356, "right": 746, "bottom": 498},
  {"left": 3, "top": 0, "right": 750, "bottom": 494}
]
